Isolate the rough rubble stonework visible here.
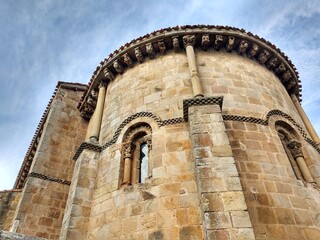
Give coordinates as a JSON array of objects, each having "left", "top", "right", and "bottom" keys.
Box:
[{"left": 1, "top": 25, "right": 320, "bottom": 240}]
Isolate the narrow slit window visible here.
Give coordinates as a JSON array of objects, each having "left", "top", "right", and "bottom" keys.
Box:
[{"left": 139, "top": 142, "right": 148, "bottom": 183}]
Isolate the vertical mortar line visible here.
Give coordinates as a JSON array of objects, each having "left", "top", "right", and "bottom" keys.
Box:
[{"left": 291, "top": 94, "right": 320, "bottom": 145}]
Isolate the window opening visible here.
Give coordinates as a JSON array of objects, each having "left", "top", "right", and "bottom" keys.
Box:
[
  {"left": 139, "top": 142, "right": 148, "bottom": 183},
  {"left": 120, "top": 123, "right": 152, "bottom": 188}
]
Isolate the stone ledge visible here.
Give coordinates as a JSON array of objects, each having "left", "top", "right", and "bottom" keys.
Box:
[
  {"left": 0, "top": 230, "right": 46, "bottom": 240},
  {"left": 183, "top": 96, "right": 224, "bottom": 121}
]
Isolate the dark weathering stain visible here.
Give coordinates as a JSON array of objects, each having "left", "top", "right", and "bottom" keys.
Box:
[{"left": 148, "top": 230, "right": 164, "bottom": 240}]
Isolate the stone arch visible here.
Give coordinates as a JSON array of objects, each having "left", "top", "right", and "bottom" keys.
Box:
[
  {"left": 119, "top": 122, "right": 153, "bottom": 187},
  {"left": 274, "top": 119, "right": 315, "bottom": 183}
]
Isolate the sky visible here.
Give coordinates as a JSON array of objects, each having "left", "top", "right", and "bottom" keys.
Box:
[{"left": 0, "top": 0, "right": 319, "bottom": 190}]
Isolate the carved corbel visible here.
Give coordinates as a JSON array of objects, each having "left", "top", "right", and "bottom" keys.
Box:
[
  {"left": 183, "top": 35, "right": 195, "bottom": 48},
  {"left": 90, "top": 89, "right": 98, "bottom": 100},
  {"left": 103, "top": 68, "right": 115, "bottom": 81},
  {"left": 83, "top": 103, "right": 94, "bottom": 114},
  {"left": 258, "top": 49, "right": 270, "bottom": 64},
  {"left": 214, "top": 35, "right": 224, "bottom": 50},
  {"left": 82, "top": 112, "right": 91, "bottom": 120},
  {"left": 266, "top": 57, "right": 278, "bottom": 69},
  {"left": 248, "top": 43, "right": 259, "bottom": 58},
  {"left": 238, "top": 40, "right": 248, "bottom": 54},
  {"left": 86, "top": 96, "right": 97, "bottom": 107},
  {"left": 286, "top": 79, "right": 296, "bottom": 90},
  {"left": 282, "top": 70, "right": 292, "bottom": 82},
  {"left": 275, "top": 62, "right": 286, "bottom": 74},
  {"left": 287, "top": 140, "right": 303, "bottom": 158},
  {"left": 134, "top": 47, "right": 144, "bottom": 63},
  {"left": 123, "top": 53, "right": 133, "bottom": 67},
  {"left": 201, "top": 34, "right": 210, "bottom": 50},
  {"left": 172, "top": 36, "right": 180, "bottom": 52},
  {"left": 225, "top": 36, "right": 235, "bottom": 52},
  {"left": 158, "top": 40, "right": 166, "bottom": 54},
  {"left": 99, "top": 80, "right": 107, "bottom": 89},
  {"left": 146, "top": 43, "right": 155, "bottom": 59},
  {"left": 113, "top": 60, "right": 124, "bottom": 73}
]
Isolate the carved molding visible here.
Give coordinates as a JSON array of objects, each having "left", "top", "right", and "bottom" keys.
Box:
[
  {"left": 73, "top": 107, "right": 320, "bottom": 161},
  {"left": 183, "top": 96, "right": 224, "bottom": 121},
  {"left": 28, "top": 172, "right": 71, "bottom": 185}
]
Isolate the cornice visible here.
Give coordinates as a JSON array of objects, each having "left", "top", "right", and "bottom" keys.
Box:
[
  {"left": 78, "top": 25, "right": 302, "bottom": 120},
  {"left": 13, "top": 81, "right": 87, "bottom": 189}
]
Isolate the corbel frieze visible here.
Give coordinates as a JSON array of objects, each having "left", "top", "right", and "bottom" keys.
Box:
[{"left": 79, "top": 27, "right": 301, "bottom": 119}]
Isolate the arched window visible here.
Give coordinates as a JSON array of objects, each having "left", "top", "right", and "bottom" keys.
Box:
[
  {"left": 276, "top": 122, "right": 314, "bottom": 183},
  {"left": 120, "top": 123, "right": 152, "bottom": 187},
  {"left": 277, "top": 126, "right": 303, "bottom": 180}
]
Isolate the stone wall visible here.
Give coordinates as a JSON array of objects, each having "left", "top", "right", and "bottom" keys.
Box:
[
  {"left": 0, "top": 190, "right": 21, "bottom": 231},
  {"left": 100, "top": 53, "right": 192, "bottom": 145},
  {"left": 11, "top": 85, "right": 87, "bottom": 239},
  {"left": 198, "top": 51, "right": 302, "bottom": 125},
  {"left": 69, "top": 49, "right": 320, "bottom": 239},
  {"left": 225, "top": 118, "right": 320, "bottom": 239},
  {"left": 83, "top": 122, "right": 203, "bottom": 239}
]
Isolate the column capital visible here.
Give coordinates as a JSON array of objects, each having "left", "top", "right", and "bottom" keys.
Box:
[
  {"left": 98, "top": 81, "right": 107, "bottom": 89},
  {"left": 183, "top": 35, "right": 195, "bottom": 48},
  {"left": 123, "top": 142, "right": 136, "bottom": 158},
  {"left": 287, "top": 140, "right": 303, "bottom": 158}
]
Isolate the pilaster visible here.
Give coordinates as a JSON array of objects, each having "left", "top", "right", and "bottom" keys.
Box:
[
  {"left": 60, "top": 150, "right": 99, "bottom": 240},
  {"left": 187, "top": 99, "right": 255, "bottom": 239}
]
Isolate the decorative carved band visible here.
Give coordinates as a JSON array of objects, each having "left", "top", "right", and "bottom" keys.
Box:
[
  {"left": 183, "top": 96, "right": 224, "bottom": 121},
  {"left": 162, "top": 117, "right": 185, "bottom": 126},
  {"left": 73, "top": 106, "right": 320, "bottom": 160},
  {"left": 72, "top": 142, "right": 102, "bottom": 160},
  {"left": 223, "top": 109, "right": 320, "bottom": 154},
  {"left": 28, "top": 172, "right": 71, "bottom": 185},
  {"left": 222, "top": 115, "right": 268, "bottom": 125}
]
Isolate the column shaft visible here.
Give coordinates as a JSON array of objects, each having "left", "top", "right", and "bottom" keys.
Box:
[
  {"left": 184, "top": 43, "right": 204, "bottom": 97},
  {"left": 85, "top": 83, "right": 107, "bottom": 142},
  {"left": 296, "top": 156, "right": 314, "bottom": 183},
  {"left": 291, "top": 94, "right": 320, "bottom": 145},
  {"left": 122, "top": 157, "right": 132, "bottom": 185}
]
